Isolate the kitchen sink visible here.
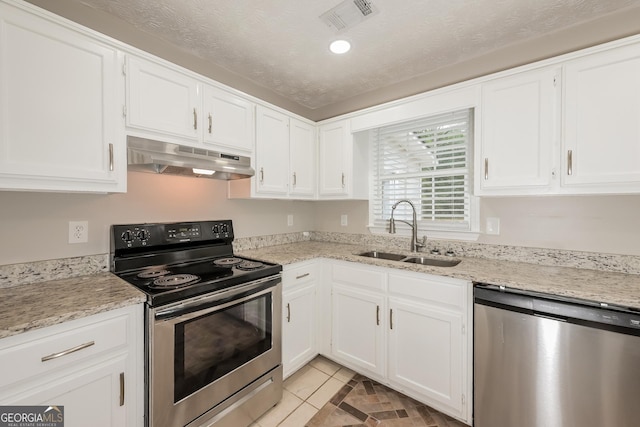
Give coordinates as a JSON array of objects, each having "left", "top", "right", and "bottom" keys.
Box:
[
  {"left": 402, "top": 257, "right": 461, "bottom": 267},
  {"left": 358, "top": 251, "right": 460, "bottom": 267},
  {"left": 358, "top": 251, "right": 407, "bottom": 261}
]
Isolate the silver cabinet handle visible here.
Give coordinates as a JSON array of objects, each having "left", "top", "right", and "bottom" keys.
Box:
[
  {"left": 286, "top": 303, "right": 291, "bottom": 323},
  {"left": 41, "top": 341, "right": 95, "bottom": 362},
  {"left": 260, "top": 167, "right": 264, "bottom": 183},
  {"left": 193, "top": 108, "right": 198, "bottom": 130},
  {"left": 109, "top": 143, "right": 114, "bottom": 172},
  {"left": 376, "top": 305, "right": 380, "bottom": 325},
  {"left": 390, "top": 309, "right": 394, "bottom": 330},
  {"left": 484, "top": 158, "right": 489, "bottom": 180},
  {"left": 567, "top": 150, "right": 573, "bottom": 176},
  {"left": 295, "top": 273, "right": 310, "bottom": 280},
  {"left": 208, "top": 113, "right": 212, "bottom": 134},
  {"left": 341, "top": 173, "right": 345, "bottom": 188},
  {"left": 293, "top": 172, "right": 297, "bottom": 186},
  {"left": 119, "top": 372, "right": 125, "bottom": 406}
]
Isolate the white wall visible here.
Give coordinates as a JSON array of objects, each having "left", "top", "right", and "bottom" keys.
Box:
[
  {"left": 1, "top": 173, "right": 639, "bottom": 265},
  {"left": 313, "top": 196, "right": 640, "bottom": 256},
  {"left": 0, "top": 172, "right": 315, "bottom": 264}
]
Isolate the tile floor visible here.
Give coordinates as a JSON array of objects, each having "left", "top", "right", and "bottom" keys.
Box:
[{"left": 252, "top": 356, "right": 467, "bottom": 427}]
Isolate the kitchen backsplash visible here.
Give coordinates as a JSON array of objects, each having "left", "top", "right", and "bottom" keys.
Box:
[{"left": 1, "top": 231, "right": 639, "bottom": 288}]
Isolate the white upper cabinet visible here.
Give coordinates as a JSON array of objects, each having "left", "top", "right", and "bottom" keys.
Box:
[
  {"left": 317, "top": 120, "right": 368, "bottom": 199},
  {"left": 478, "top": 67, "right": 558, "bottom": 195},
  {"left": 126, "top": 56, "right": 201, "bottom": 142},
  {"left": 0, "top": 1, "right": 125, "bottom": 193},
  {"left": 562, "top": 43, "right": 640, "bottom": 193},
  {"left": 202, "top": 85, "right": 254, "bottom": 152},
  {"left": 125, "top": 54, "right": 255, "bottom": 155},
  {"left": 289, "top": 118, "right": 316, "bottom": 198},
  {"left": 228, "top": 105, "right": 316, "bottom": 199},
  {"left": 318, "top": 121, "right": 350, "bottom": 197},
  {"left": 254, "top": 105, "right": 290, "bottom": 195}
]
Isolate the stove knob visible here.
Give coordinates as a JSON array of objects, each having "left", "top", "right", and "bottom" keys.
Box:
[
  {"left": 136, "top": 229, "right": 150, "bottom": 241},
  {"left": 220, "top": 224, "right": 229, "bottom": 234},
  {"left": 121, "top": 230, "right": 133, "bottom": 243},
  {"left": 212, "top": 224, "right": 220, "bottom": 234}
]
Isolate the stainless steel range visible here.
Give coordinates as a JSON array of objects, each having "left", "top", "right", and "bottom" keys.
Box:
[{"left": 111, "top": 220, "right": 282, "bottom": 427}]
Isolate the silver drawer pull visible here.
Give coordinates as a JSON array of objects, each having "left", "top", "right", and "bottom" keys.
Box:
[
  {"left": 41, "top": 341, "right": 95, "bottom": 362},
  {"left": 567, "top": 150, "right": 573, "bottom": 176},
  {"left": 295, "top": 273, "right": 310, "bottom": 280}
]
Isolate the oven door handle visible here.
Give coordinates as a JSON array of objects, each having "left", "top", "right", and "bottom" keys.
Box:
[{"left": 154, "top": 275, "right": 280, "bottom": 322}]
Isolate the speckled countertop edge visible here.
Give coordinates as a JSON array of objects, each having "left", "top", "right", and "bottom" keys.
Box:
[
  {"left": 0, "top": 273, "right": 146, "bottom": 339},
  {"left": 238, "top": 241, "right": 640, "bottom": 310}
]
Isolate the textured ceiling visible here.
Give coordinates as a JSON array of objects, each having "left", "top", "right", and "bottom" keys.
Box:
[{"left": 73, "top": 0, "right": 638, "bottom": 111}]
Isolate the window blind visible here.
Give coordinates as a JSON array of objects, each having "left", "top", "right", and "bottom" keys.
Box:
[{"left": 371, "top": 109, "right": 472, "bottom": 232}]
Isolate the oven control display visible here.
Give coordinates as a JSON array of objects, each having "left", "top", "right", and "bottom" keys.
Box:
[{"left": 167, "top": 224, "right": 201, "bottom": 240}]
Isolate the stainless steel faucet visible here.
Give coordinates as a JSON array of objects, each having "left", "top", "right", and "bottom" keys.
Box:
[{"left": 388, "top": 199, "right": 426, "bottom": 252}]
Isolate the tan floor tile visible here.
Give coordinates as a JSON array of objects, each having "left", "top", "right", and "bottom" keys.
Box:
[
  {"left": 279, "top": 402, "right": 318, "bottom": 427},
  {"left": 254, "top": 389, "right": 302, "bottom": 427},
  {"left": 309, "top": 356, "right": 342, "bottom": 376},
  {"left": 333, "top": 366, "right": 356, "bottom": 383},
  {"left": 307, "top": 377, "right": 346, "bottom": 409},
  {"left": 284, "top": 365, "right": 330, "bottom": 400}
]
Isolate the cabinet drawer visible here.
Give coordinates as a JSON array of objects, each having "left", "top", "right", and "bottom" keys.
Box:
[
  {"left": 388, "top": 272, "right": 466, "bottom": 309},
  {"left": 283, "top": 262, "right": 317, "bottom": 289},
  {"left": 0, "top": 314, "right": 128, "bottom": 388},
  {"left": 331, "top": 262, "right": 385, "bottom": 291}
]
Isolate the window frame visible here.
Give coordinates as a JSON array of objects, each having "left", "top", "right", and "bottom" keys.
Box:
[{"left": 367, "top": 109, "right": 480, "bottom": 241}]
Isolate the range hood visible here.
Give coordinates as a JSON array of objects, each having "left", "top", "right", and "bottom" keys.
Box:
[{"left": 127, "top": 136, "right": 254, "bottom": 180}]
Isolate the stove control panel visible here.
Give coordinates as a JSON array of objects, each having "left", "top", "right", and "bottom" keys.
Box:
[{"left": 111, "top": 220, "right": 234, "bottom": 250}]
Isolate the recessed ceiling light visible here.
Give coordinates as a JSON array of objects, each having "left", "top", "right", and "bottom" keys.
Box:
[{"left": 329, "top": 40, "right": 351, "bottom": 54}]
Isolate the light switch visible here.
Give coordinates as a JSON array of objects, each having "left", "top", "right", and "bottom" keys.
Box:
[
  {"left": 341, "top": 214, "right": 348, "bottom": 226},
  {"left": 287, "top": 214, "right": 293, "bottom": 227}
]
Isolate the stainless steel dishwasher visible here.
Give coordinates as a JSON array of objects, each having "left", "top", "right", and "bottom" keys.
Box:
[{"left": 474, "top": 283, "right": 640, "bottom": 427}]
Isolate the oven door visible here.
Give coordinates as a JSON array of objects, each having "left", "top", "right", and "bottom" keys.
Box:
[{"left": 148, "top": 275, "right": 282, "bottom": 427}]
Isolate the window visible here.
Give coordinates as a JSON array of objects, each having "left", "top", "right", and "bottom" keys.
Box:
[{"left": 369, "top": 109, "right": 477, "bottom": 237}]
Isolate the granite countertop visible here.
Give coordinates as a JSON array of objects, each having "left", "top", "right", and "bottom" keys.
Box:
[
  {"left": 0, "top": 273, "right": 146, "bottom": 339},
  {"left": 238, "top": 241, "right": 640, "bottom": 310}
]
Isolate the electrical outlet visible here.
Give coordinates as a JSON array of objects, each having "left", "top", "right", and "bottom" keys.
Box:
[
  {"left": 287, "top": 214, "right": 293, "bottom": 227},
  {"left": 341, "top": 214, "right": 348, "bottom": 226},
  {"left": 69, "top": 221, "right": 89, "bottom": 243},
  {"left": 486, "top": 217, "right": 500, "bottom": 235}
]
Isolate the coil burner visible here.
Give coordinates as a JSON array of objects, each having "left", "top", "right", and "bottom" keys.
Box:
[
  {"left": 213, "top": 257, "right": 243, "bottom": 267},
  {"left": 151, "top": 274, "right": 200, "bottom": 289},
  {"left": 137, "top": 269, "right": 171, "bottom": 279},
  {"left": 236, "top": 260, "right": 264, "bottom": 271}
]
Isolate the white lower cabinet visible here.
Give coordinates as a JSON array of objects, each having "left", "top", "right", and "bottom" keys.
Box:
[
  {"left": 0, "top": 305, "right": 143, "bottom": 427},
  {"left": 387, "top": 297, "right": 464, "bottom": 417},
  {"left": 282, "top": 261, "right": 318, "bottom": 378},
  {"left": 326, "top": 260, "right": 472, "bottom": 424},
  {"left": 331, "top": 284, "right": 386, "bottom": 378}
]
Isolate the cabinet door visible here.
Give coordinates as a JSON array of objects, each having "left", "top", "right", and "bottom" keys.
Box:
[
  {"left": 126, "top": 56, "right": 200, "bottom": 141},
  {"left": 479, "top": 68, "right": 557, "bottom": 194},
  {"left": 563, "top": 43, "right": 640, "bottom": 191},
  {"left": 0, "top": 3, "right": 124, "bottom": 192},
  {"left": 318, "top": 121, "right": 350, "bottom": 196},
  {"left": 289, "top": 118, "right": 316, "bottom": 198},
  {"left": 331, "top": 284, "right": 385, "bottom": 377},
  {"left": 9, "top": 356, "right": 127, "bottom": 427},
  {"left": 388, "top": 297, "right": 463, "bottom": 417},
  {"left": 255, "top": 106, "right": 289, "bottom": 195},
  {"left": 202, "top": 85, "right": 254, "bottom": 153},
  {"left": 283, "top": 283, "right": 316, "bottom": 377}
]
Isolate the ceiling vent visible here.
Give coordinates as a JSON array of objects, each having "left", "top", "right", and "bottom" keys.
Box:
[{"left": 320, "top": 0, "right": 379, "bottom": 33}]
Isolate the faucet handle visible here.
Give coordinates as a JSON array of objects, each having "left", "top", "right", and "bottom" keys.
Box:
[{"left": 415, "top": 235, "right": 427, "bottom": 251}]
